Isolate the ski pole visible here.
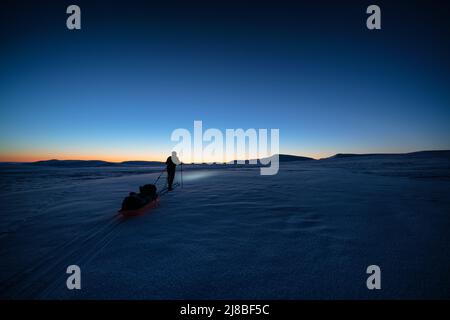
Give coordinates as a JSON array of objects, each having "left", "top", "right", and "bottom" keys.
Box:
[
  {"left": 180, "top": 163, "right": 183, "bottom": 188},
  {"left": 153, "top": 169, "right": 165, "bottom": 185}
]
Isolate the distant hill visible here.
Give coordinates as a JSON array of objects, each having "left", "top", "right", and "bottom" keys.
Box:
[
  {"left": 231, "top": 154, "right": 315, "bottom": 164},
  {"left": 31, "top": 159, "right": 115, "bottom": 167},
  {"left": 121, "top": 161, "right": 164, "bottom": 166},
  {"left": 31, "top": 159, "right": 164, "bottom": 167},
  {"left": 262, "top": 154, "right": 315, "bottom": 162},
  {"left": 326, "top": 150, "right": 450, "bottom": 160}
]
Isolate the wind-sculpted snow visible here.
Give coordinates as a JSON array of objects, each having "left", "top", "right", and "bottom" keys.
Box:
[{"left": 0, "top": 154, "right": 449, "bottom": 299}]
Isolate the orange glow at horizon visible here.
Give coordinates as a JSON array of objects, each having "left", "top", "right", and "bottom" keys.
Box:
[
  {"left": 0, "top": 149, "right": 332, "bottom": 163},
  {"left": 0, "top": 150, "right": 169, "bottom": 163},
  {"left": 0, "top": 141, "right": 354, "bottom": 163}
]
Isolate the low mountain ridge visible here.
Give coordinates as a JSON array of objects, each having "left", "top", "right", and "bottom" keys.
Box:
[
  {"left": 12, "top": 150, "right": 450, "bottom": 167},
  {"left": 327, "top": 150, "right": 450, "bottom": 160}
]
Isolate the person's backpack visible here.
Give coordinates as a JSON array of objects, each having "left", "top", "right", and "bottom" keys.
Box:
[
  {"left": 121, "top": 192, "right": 148, "bottom": 211},
  {"left": 139, "top": 184, "right": 157, "bottom": 200}
]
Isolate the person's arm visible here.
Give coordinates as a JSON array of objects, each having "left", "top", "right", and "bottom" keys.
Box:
[{"left": 172, "top": 155, "right": 181, "bottom": 165}]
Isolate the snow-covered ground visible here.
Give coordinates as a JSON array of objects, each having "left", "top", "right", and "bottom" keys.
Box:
[{"left": 1, "top": 154, "right": 449, "bottom": 299}]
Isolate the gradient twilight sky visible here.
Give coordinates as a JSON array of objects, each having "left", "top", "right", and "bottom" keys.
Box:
[{"left": 0, "top": 0, "right": 449, "bottom": 162}]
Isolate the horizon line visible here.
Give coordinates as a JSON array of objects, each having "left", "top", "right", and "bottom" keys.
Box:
[{"left": 1, "top": 149, "right": 449, "bottom": 164}]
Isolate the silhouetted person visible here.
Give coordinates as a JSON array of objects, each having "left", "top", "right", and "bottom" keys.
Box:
[{"left": 166, "top": 151, "right": 180, "bottom": 191}]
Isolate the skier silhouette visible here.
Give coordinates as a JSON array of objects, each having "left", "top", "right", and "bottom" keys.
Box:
[{"left": 166, "top": 151, "right": 181, "bottom": 191}]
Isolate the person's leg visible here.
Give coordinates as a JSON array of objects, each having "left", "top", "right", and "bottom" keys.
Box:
[{"left": 168, "top": 169, "right": 175, "bottom": 190}]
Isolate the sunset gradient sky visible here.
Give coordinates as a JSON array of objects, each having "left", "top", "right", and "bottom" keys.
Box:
[{"left": 1, "top": 1, "right": 449, "bottom": 162}]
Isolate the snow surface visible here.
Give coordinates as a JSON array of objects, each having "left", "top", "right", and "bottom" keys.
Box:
[{"left": 0, "top": 155, "right": 449, "bottom": 299}]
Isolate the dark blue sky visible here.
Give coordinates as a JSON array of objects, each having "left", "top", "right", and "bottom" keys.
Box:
[{"left": 1, "top": 0, "right": 449, "bottom": 161}]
